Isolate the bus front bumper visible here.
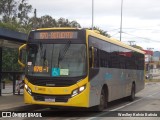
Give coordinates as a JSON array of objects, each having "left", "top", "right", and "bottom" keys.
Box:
[{"left": 24, "top": 86, "right": 89, "bottom": 108}]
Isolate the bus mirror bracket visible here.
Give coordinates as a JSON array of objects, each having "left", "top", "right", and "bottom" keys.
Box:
[{"left": 18, "top": 44, "right": 26, "bottom": 68}]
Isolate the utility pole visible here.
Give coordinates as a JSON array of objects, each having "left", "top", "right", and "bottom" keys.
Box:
[
  {"left": 92, "top": 0, "right": 94, "bottom": 30},
  {"left": 120, "top": 0, "right": 123, "bottom": 41},
  {"left": 34, "top": 9, "right": 37, "bottom": 29}
]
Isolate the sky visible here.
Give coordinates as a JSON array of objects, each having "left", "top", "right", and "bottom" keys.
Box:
[{"left": 28, "top": 0, "right": 160, "bottom": 51}]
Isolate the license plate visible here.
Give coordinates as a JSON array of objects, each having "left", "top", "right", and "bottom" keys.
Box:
[{"left": 45, "top": 97, "right": 55, "bottom": 102}]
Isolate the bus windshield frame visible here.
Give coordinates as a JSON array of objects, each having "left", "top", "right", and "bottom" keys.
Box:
[{"left": 26, "top": 30, "right": 87, "bottom": 79}]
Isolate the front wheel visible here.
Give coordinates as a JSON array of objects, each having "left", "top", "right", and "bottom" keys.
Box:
[
  {"left": 93, "top": 88, "right": 107, "bottom": 111},
  {"left": 128, "top": 83, "right": 135, "bottom": 101}
]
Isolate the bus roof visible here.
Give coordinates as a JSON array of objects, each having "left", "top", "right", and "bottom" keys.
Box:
[
  {"left": 35, "top": 27, "right": 79, "bottom": 31},
  {"left": 32, "top": 27, "right": 145, "bottom": 54},
  {"left": 86, "top": 29, "right": 145, "bottom": 54}
]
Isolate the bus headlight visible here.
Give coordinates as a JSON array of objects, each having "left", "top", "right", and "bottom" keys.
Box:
[
  {"left": 79, "top": 86, "right": 85, "bottom": 92},
  {"left": 71, "top": 85, "right": 86, "bottom": 97},
  {"left": 25, "top": 84, "right": 28, "bottom": 89},
  {"left": 24, "top": 84, "right": 32, "bottom": 95}
]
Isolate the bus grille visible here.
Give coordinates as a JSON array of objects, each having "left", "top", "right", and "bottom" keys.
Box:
[
  {"left": 27, "top": 77, "right": 77, "bottom": 87},
  {"left": 30, "top": 81, "right": 74, "bottom": 87},
  {"left": 32, "top": 93, "right": 71, "bottom": 102}
]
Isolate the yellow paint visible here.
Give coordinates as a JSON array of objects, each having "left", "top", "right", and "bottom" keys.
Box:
[
  {"left": 18, "top": 44, "right": 26, "bottom": 67},
  {"left": 24, "top": 77, "right": 90, "bottom": 107}
]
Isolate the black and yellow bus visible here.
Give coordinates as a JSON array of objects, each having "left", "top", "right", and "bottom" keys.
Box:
[{"left": 18, "top": 28, "right": 145, "bottom": 111}]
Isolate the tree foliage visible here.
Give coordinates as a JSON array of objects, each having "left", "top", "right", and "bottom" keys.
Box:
[
  {"left": 90, "top": 26, "right": 110, "bottom": 38},
  {"left": 132, "top": 45, "right": 143, "bottom": 50},
  {"left": 18, "top": 0, "right": 32, "bottom": 25},
  {"left": 28, "top": 16, "right": 81, "bottom": 29},
  {"left": 0, "top": 0, "right": 17, "bottom": 22},
  {"left": 0, "top": 0, "right": 33, "bottom": 33},
  {"left": 2, "top": 48, "right": 21, "bottom": 71}
]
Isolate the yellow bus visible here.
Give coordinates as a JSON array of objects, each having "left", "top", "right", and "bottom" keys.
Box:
[{"left": 18, "top": 28, "right": 145, "bottom": 111}]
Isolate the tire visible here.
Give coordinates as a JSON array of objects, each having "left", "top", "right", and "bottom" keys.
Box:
[
  {"left": 93, "top": 88, "right": 107, "bottom": 112},
  {"left": 128, "top": 83, "right": 135, "bottom": 101}
]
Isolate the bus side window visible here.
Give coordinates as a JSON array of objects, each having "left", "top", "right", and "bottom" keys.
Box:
[
  {"left": 89, "top": 47, "right": 93, "bottom": 68},
  {"left": 89, "top": 46, "right": 99, "bottom": 68},
  {"left": 94, "top": 48, "right": 99, "bottom": 68}
]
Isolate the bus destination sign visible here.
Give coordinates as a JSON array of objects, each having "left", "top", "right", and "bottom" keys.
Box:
[{"left": 34, "top": 31, "right": 78, "bottom": 40}]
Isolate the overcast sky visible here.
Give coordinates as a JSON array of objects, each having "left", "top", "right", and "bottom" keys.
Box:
[{"left": 28, "top": 0, "right": 160, "bottom": 51}]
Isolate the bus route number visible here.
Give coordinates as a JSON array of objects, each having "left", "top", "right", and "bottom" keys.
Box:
[{"left": 39, "top": 32, "right": 75, "bottom": 39}]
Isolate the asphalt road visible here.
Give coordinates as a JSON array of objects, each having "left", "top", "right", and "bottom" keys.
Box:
[{"left": 0, "top": 82, "right": 160, "bottom": 120}]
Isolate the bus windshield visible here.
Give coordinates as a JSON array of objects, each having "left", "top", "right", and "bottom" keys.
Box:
[{"left": 27, "top": 43, "right": 87, "bottom": 77}]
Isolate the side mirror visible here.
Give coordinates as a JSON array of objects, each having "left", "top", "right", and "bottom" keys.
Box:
[{"left": 18, "top": 44, "right": 26, "bottom": 68}]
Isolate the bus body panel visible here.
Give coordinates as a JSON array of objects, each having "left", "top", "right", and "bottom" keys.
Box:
[
  {"left": 86, "top": 29, "right": 144, "bottom": 107},
  {"left": 89, "top": 68, "right": 144, "bottom": 107}
]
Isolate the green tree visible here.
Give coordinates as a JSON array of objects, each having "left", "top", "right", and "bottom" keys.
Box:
[
  {"left": 57, "top": 18, "right": 81, "bottom": 27},
  {"left": 0, "top": 0, "right": 17, "bottom": 22},
  {"left": 57, "top": 18, "right": 69, "bottom": 27},
  {"left": 132, "top": 45, "right": 143, "bottom": 50},
  {"left": 70, "top": 20, "right": 81, "bottom": 28},
  {"left": 29, "top": 16, "right": 81, "bottom": 29},
  {"left": 18, "top": 0, "right": 32, "bottom": 25},
  {"left": 91, "top": 27, "right": 110, "bottom": 37},
  {"left": 0, "top": 20, "right": 21, "bottom": 31},
  {"left": 2, "top": 47, "right": 21, "bottom": 71},
  {"left": 28, "top": 15, "right": 56, "bottom": 29},
  {"left": 39, "top": 15, "right": 57, "bottom": 28}
]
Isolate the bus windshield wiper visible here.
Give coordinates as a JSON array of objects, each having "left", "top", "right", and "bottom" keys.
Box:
[{"left": 58, "top": 40, "right": 71, "bottom": 66}]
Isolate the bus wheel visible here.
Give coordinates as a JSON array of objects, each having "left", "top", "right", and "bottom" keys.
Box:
[
  {"left": 93, "top": 88, "right": 107, "bottom": 111},
  {"left": 128, "top": 83, "right": 135, "bottom": 101}
]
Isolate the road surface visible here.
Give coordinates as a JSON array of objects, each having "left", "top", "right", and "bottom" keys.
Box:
[{"left": 0, "top": 82, "right": 160, "bottom": 120}]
